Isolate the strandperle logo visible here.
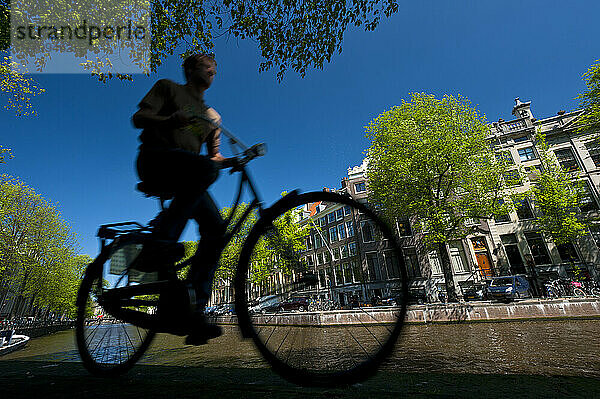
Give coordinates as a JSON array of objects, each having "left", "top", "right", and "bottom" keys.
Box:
[
  {"left": 10, "top": 0, "right": 150, "bottom": 74},
  {"left": 14, "top": 20, "right": 147, "bottom": 45}
]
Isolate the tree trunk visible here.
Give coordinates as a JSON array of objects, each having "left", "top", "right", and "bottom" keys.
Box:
[{"left": 438, "top": 242, "right": 459, "bottom": 302}]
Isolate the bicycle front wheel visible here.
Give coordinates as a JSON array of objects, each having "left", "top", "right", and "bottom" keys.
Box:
[
  {"left": 75, "top": 236, "right": 157, "bottom": 376},
  {"left": 234, "top": 191, "right": 408, "bottom": 387}
]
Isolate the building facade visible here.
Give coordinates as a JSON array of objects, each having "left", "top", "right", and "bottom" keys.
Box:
[{"left": 209, "top": 98, "right": 600, "bottom": 306}]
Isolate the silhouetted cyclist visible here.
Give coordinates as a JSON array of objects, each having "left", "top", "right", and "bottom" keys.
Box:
[{"left": 132, "top": 53, "right": 235, "bottom": 345}]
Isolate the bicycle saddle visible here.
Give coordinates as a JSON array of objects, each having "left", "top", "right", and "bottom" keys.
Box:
[{"left": 137, "top": 181, "right": 175, "bottom": 199}]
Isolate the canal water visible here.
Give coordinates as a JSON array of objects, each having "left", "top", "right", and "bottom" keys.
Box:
[{"left": 3, "top": 319, "right": 599, "bottom": 377}]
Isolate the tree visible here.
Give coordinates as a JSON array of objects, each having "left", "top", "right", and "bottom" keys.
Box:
[
  {"left": 366, "top": 93, "right": 510, "bottom": 302},
  {"left": 218, "top": 194, "right": 310, "bottom": 286},
  {"left": 0, "top": 174, "right": 83, "bottom": 318},
  {"left": 528, "top": 130, "right": 588, "bottom": 245},
  {"left": 1, "top": 0, "right": 399, "bottom": 115},
  {"left": 577, "top": 59, "right": 600, "bottom": 133}
]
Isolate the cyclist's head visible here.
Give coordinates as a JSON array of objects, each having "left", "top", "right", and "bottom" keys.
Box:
[{"left": 183, "top": 53, "right": 217, "bottom": 83}]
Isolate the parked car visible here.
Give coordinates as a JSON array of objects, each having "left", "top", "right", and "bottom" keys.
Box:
[
  {"left": 279, "top": 297, "right": 310, "bottom": 312},
  {"left": 250, "top": 295, "right": 281, "bottom": 314},
  {"left": 487, "top": 275, "right": 531, "bottom": 302},
  {"left": 463, "top": 283, "right": 488, "bottom": 302}
]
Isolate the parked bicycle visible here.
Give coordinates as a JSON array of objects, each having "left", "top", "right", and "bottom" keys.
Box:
[
  {"left": 75, "top": 125, "right": 408, "bottom": 387},
  {"left": 544, "top": 278, "right": 587, "bottom": 298}
]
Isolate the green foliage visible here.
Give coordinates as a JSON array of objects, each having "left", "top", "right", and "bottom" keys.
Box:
[
  {"left": 217, "top": 194, "right": 310, "bottom": 285},
  {"left": 0, "top": 144, "right": 12, "bottom": 163},
  {"left": 528, "top": 131, "right": 588, "bottom": 245},
  {"left": 577, "top": 59, "right": 600, "bottom": 132},
  {"left": 1, "top": 0, "right": 399, "bottom": 115},
  {"left": 0, "top": 174, "right": 86, "bottom": 317},
  {"left": 366, "top": 92, "right": 509, "bottom": 247},
  {"left": 0, "top": 56, "right": 45, "bottom": 116},
  {"left": 150, "top": 0, "right": 398, "bottom": 80}
]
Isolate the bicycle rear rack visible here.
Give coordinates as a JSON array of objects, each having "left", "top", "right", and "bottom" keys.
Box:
[{"left": 97, "top": 221, "right": 150, "bottom": 239}]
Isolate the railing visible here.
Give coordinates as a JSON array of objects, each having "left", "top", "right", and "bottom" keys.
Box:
[{"left": 494, "top": 118, "right": 528, "bottom": 133}]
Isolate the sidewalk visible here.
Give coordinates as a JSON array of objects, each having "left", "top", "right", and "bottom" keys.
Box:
[{"left": 1, "top": 360, "right": 599, "bottom": 398}]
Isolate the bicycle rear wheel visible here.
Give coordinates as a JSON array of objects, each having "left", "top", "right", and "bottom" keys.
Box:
[
  {"left": 234, "top": 191, "right": 408, "bottom": 387},
  {"left": 76, "top": 235, "right": 158, "bottom": 376}
]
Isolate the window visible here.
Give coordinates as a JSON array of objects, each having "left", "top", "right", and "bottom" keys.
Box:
[
  {"left": 385, "top": 250, "right": 402, "bottom": 279},
  {"left": 397, "top": 218, "right": 412, "bottom": 236},
  {"left": 343, "top": 206, "right": 352, "bottom": 216},
  {"left": 351, "top": 260, "right": 363, "bottom": 283},
  {"left": 495, "top": 151, "right": 514, "bottom": 164},
  {"left": 525, "top": 165, "right": 542, "bottom": 181},
  {"left": 318, "top": 269, "right": 326, "bottom": 288},
  {"left": 494, "top": 199, "right": 511, "bottom": 223},
  {"left": 337, "top": 224, "right": 346, "bottom": 240},
  {"left": 449, "top": 241, "right": 469, "bottom": 273},
  {"left": 317, "top": 252, "right": 324, "bottom": 265},
  {"left": 366, "top": 253, "right": 382, "bottom": 281},
  {"left": 554, "top": 148, "right": 579, "bottom": 172},
  {"left": 579, "top": 182, "right": 598, "bottom": 212},
  {"left": 335, "top": 209, "right": 344, "bottom": 221},
  {"left": 557, "top": 242, "right": 580, "bottom": 262},
  {"left": 428, "top": 251, "right": 443, "bottom": 275},
  {"left": 513, "top": 135, "right": 529, "bottom": 143},
  {"left": 348, "top": 242, "right": 357, "bottom": 256},
  {"left": 503, "top": 169, "right": 522, "bottom": 186},
  {"left": 324, "top": 251, "right": 331, "bottom": 263},
  {"left": 403, "top": 247, "right": 421, "bottom": 278},
  {"left": 500, "top": 234, "right": 526, "bottom": 275},
  {"left": 355, "top": 182, "right": 366, "bottom": 193},
  {"left": 518, "top": 147, "right": 536, "bottom": 162},
  {"left": 346, "top": 221, "right": 355, "bottom": 237},
  {"left": 343, "top": 263, "right": 353, "bottom": 283},
  {"left": 306, "top": 255, "right": 314, "bottom": 266},
  {"left": 306, "top": 236, "right": 313, "bottom": 250},
  {"left": 335, "top": 265, "right": 344, "bottom": 285},
  {"left": 524, "top": 232, "right": 551, "bottom": 265},
  {"left": 362, "top": 222, "right": 374, "bottom": 242},
  {"left": 585, "top": 142, "right": 600, "bottom": 167},
  {"left": 329, "top": 227, "right": 338, "bottom": 242},
  {"left": 319, "top": 217, "right": 326, "bottom": 227},
  {"left": 332, "top": 247, "right": 340, "bottom": 260},
  {"left": 327, "top": 212, "right": 336, "bottom": 223},
  {"left": 514, "top": 198, "right": 534, "bottom": 220},
  {"left": 340, "top": 244, "right": 349, "bottom": 258},
  {"left": 589, "top": 225, "right": 600, "bottom": 249},
  {"left": 314, "top": 234, "right": 323, "bottom": 249}
]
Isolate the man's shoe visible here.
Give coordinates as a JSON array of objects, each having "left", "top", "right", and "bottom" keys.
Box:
[{"left": 184, "top": 313, "right": 222, "bottom": 345}]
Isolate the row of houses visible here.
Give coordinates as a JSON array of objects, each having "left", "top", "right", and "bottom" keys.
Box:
[{"left": 210, "top": 98, "right": 600, "bottom": 306}]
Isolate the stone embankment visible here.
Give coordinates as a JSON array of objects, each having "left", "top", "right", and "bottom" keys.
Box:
[{"left": 214, "top": 298, "right": 600, "bottom": 325}]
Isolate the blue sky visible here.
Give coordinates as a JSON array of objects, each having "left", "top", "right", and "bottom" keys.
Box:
[{"left": 2, "top": 0, "right": 600, "bottom": 257}]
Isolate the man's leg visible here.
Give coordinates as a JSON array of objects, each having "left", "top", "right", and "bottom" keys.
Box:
[{"left": 188, "top": 191, "right": 227, "bottom": 308}]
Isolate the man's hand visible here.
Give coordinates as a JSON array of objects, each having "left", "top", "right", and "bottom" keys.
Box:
[{"left": 211, "top": 154, "right": 241, "bottom": 170}]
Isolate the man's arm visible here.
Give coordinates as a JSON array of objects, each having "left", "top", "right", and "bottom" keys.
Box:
[{"left": 206, "top": 108, "right": 236, "bottom": 168}]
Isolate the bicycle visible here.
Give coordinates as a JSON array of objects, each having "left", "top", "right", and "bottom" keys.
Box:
[{"left": 75, "top": 124, "right": 408, "bottom": 387}]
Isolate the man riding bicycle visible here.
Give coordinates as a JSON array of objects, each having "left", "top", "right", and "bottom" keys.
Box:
[{"left": 132, "top": 53, "right": 234, "bottom": 345}]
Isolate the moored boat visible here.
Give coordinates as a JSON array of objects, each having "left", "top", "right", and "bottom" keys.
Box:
[{"left": 0, "top": 330, "right": 30, "bottom": 356}]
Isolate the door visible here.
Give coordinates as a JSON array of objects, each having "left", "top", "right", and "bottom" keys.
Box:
[{"left": 471, "top": 237, "right": 494, "bottom": 278}]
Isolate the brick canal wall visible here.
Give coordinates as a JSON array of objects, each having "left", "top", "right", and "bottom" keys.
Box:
[{"left": 214, "top": 299, "right": 600, "bottom": 325}]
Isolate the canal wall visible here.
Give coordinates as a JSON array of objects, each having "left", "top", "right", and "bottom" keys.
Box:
[{"left": 214, "top": 299, "right": 600, "bottom": 325}]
